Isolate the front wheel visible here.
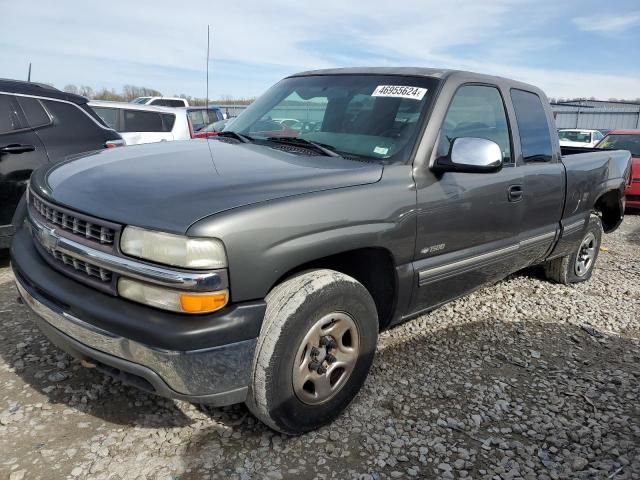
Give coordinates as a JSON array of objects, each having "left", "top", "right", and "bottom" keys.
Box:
[
  {"left": 544, "top": 214, "right": 602, "bottom": 284},
  {"left": 246, "top": 269, "right": 378, "bottom": 434}
]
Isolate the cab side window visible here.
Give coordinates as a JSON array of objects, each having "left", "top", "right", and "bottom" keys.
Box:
[
  {"left": 510, "top": 89, "right": 553, "bottom": 162},
  {"left": 436, "top": 85, "right": 512, "bottom": 164}
]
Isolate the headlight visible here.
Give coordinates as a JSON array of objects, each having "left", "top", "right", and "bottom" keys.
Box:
[
  {"left": 118, "top": 278, "right": 228, "bottom": 314},
  {"left": 120, "top": 226, "right": 227, "bottom": 269}
]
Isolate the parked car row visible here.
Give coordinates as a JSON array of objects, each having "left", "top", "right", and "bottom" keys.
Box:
[{"left": 89, "top": 101, "right": 225, "bottom": 145}]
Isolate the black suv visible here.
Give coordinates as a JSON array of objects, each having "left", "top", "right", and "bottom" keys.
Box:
[{"left": 0, "top": 79, "right": 122, "bottom": 248}]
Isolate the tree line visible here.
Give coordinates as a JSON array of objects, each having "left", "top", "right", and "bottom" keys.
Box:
[{"left": 62, "top": 84, "right": 255, "bottom": 106}]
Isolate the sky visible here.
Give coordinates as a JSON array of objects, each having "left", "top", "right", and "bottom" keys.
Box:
[{"left": 1, "top": 0, "right": 639, "bottom": 101}]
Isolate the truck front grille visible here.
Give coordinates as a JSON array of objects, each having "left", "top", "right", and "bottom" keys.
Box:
[
  {"left": 50, "top": 249, "right": 113, "bottom": 283},
  {"left": 30, "top": 194, "right": 117, "bottom": 246},
  {"left": 28, "top": 189, "right": 121, "bottom": 294}
]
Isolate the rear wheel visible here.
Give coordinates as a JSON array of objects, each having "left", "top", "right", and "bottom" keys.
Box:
[
  {"left": 246, "top": 269, "right": 378, "bottom": 434},
  {"left": 544, "top": 214, "right": 602, "bottom": 284}
]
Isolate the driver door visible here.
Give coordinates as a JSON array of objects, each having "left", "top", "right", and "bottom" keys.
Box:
[{"left": 410, "top": 84, "right": 524, "bottom": 312}]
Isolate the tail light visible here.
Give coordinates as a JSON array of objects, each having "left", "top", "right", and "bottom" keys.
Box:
[
  {"left": 105, "top": 139, "right": 125, "bottom": 149},
  {"left": 188, "top": 119, "right": 195, "bottom": 139},
  {"left": 629, "top": 158, "right": 639, "bottom": 186}
]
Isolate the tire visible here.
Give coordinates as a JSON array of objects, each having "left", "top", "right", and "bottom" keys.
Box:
[
  {"left": 544, "top": 214, "right": 602, "bottom": 284},
  {"left": 246, "top": 269, "right": 378, "bottom": 434}
]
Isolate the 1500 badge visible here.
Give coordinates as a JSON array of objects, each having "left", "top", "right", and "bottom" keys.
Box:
[{"left": 421, "top": 243, "right": 446, "bottom": 255}]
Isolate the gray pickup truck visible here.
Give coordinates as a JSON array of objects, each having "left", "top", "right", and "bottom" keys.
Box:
[{"left": 10, "top": 68, "right": 631, "bottom": 434}]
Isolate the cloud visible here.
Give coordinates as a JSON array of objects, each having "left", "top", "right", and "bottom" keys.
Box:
[
  {"left": 573, "top": 11, "right": 640, "bottom": 32},
  {"left": 1, "top": 0, "right": 639, "bottom": 99}
]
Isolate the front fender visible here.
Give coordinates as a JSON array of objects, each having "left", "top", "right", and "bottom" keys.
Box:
[{"left": 187, "top": 165, "right": 417, "bottom": 302}]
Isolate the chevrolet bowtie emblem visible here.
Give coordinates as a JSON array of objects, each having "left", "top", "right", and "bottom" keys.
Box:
[{"left": 35, "top": 224, "right": 59, "bottom": 251}]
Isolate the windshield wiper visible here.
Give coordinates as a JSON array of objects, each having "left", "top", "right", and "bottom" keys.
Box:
[
  {"left": 265, "top": 137, "right": 341, "bottom": 157},
  {"left": 216, "top": 131, "right": 253, "bottom": 144}
]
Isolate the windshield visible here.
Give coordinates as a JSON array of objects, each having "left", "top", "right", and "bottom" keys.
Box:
[
  {"left": 597, "top": 134, "right": 640, "bottom": 156},
  {"left": 559, "top": 130, "right": 592, "bottom": 142},
  {"left": 131, "top": 97, "right": 151, "bottom": 104},
  {"left": 224, "top": 74, "right": 439, "bottom": 161}
]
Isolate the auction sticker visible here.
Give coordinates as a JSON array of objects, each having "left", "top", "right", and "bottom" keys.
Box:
[
  {"left": 373, "top": 146, "right": 389, "bottom": 155},
  {"left": 372, "top": 85, "right": 427, "bottom": 100}
]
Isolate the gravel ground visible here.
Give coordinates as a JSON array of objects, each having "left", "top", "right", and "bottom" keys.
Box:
[{"left": 1, "top": 215, "right": 639, "bottom": 480}]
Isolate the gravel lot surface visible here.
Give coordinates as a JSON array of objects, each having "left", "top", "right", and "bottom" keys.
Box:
[{"left": 1, "top": 215, "right": 639, "bottom": 480}]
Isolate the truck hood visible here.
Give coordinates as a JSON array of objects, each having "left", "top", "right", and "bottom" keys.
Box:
[{"left": 34, "top": 139, "right": 383, "bottom": 233}]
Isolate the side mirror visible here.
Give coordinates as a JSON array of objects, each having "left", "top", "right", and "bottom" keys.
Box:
[{"left": 433, "top": 137, "right": 503, "bottom": 173}]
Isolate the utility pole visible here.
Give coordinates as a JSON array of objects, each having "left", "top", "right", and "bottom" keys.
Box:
[
  {"left": 206, "top": 25, "right": 210, "bottom": 108},
  {"left": 27, "top": 63, "right": 32, "bottom": 82}
]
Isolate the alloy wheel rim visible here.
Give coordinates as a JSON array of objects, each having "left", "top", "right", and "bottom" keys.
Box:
[
  {"left": 575, "top": 232, "right": 596, "bottom": 277},
  {"left": 292, "top": 312, "right": 360, "bottom": 405}
]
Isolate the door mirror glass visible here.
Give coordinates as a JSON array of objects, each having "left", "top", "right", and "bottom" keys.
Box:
[{"left": 434, "top": 137, "right": 503, "bottom": 173}]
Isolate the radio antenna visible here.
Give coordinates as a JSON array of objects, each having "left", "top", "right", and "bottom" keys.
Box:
[{"left": 206, "top": 25, "right": 210, "bottom": 107}]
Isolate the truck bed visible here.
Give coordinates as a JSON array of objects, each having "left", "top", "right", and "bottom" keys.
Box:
[{"left": 560, "top": 146, "right": 631, "bottom": 232}]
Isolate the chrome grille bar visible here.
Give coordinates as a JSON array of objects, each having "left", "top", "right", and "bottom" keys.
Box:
[
  {"left": 31, "top": 194, "right": 116, "bottom": 245},
  {"left": 50, "top": 249, "right": 113, "bottom": 283}
]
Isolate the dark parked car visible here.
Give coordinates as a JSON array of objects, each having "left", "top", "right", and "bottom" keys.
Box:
[
  {"left": 0, "top": 79, "right": 122, "bottom": 248},
  {"left": 11, "top": 68, "right": 631, "bottom": 434},
  {"left": 187, "top": 107, "right": 224, "bottom": 132}
]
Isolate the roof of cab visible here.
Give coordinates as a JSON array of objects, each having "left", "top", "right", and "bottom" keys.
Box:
[
  {"left": 290, "top": 67, "right": 453, "bottom": 79},
  {"left": 0, "top": 78, "right": 88, "bottom": 104},
  {"left": 288, "top": 67, "right": 545, "bottom": 96}
]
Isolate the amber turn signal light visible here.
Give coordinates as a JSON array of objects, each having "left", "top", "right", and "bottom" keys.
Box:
[{"left": 179, "top": 291, "right": 228, "bottom": 313}]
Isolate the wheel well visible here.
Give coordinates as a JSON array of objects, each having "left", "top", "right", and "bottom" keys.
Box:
[
  {"left": 273, "top": 248, "right": 397, "bottom": 330},
  {"left": 594, "top": 190, "right": 622, "bottom": 233}
]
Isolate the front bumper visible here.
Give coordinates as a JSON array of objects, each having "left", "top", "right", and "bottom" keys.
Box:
[{"left": 11, "top": 227, "right": 265, "bottom": 405}]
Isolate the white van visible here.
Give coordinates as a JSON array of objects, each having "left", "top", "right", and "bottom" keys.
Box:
[{"left": 89, "top": 101, "right": 192, "bottom": 145}]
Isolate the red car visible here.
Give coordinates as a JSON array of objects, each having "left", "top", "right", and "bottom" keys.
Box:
[
  {"left": 596, "top": 129, "right": 640, "bottom": 210},
  {"left": 193, "top": 118, "right": 299, "bottom": 139},
  {"left": 192, "top": 119, "right": 230, "bottom": 138}
]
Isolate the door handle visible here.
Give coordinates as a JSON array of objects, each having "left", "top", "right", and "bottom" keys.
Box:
[
  {"left": 0, "top": 144, "right": 35, "bottom": 155},
  {"left": 508, "top": 184, "right": 523, "bottom": 202}
]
